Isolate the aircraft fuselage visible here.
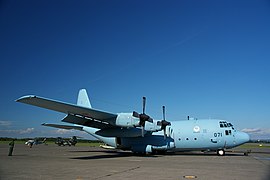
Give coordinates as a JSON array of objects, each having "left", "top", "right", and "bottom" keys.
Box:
[{"left": 82, "top": 119, "right": 250, "bottom": 154}]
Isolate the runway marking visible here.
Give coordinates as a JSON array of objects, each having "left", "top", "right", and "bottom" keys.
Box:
[
  {"left": 128, "top": 159, "right": 142, "bottom": 162},
  {"left": 183, "top": 175, "right": 197, "bottom": 179}
]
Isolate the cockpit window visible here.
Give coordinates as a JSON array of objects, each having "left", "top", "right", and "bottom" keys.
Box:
[
  {"left": 228, "top": 123, "right": 235, "bottom": 129},
  {"left": 219, "top": 121, "right": 234, "bottom": 129}
]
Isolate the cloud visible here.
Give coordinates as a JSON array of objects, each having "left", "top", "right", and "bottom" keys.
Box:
[
  {"left": 19, "top": 128, "right": 35, "bottom": 134},
  {"left": 242, "top": 128, "right": 270, "bottom": 134},
  {"left": 0, "top": 121, "right": 11, "bottom": 126},
  {"left": 242, "top": 128, "right": 262, "bottom": 133},
  {"left": 0, "top": 128, "right": 35, "bottom": 134},
  {"left": 242, "top": 128, "right": 270, "bottom": 139},
  {"left": 54, "top": 129, "right": 75, "bottom": 134}
]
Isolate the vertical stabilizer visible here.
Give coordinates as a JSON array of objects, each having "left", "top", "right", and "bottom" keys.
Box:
[{"left": 77, "top": 89, "right": 92, "bottom": 108}]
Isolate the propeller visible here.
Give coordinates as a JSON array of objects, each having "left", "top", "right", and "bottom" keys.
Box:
[
  {"left": 132, "top": 97, "right": 153, "bottom": 137},
  {"left": 157, "top": 106, "right": 171, "bottom": 139}
]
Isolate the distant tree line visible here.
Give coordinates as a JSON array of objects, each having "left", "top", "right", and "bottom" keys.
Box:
[
  {"left": 0, "top": 137, "right": 102, "bottom": 143},
  {"left": 249, "top": 139, "right": 270, "bottom": 143}
]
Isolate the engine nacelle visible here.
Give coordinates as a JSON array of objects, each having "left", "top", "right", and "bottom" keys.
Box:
[
  {"left": 115, "top": 113, "right": 140, "bottom": 127},
  {"left": 145, "top": 142, "right": 175, "bottom": 153},
  {"left": 115, "top": 113, "right": 163, "bottom": 132},
  {"left": 144, "top": 120, "right": 162, "bottom": 132}
]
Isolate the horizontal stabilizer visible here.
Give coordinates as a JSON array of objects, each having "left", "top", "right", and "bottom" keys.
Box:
[{"left": 42, "top": 123, "right": 83, "bottom": 131}]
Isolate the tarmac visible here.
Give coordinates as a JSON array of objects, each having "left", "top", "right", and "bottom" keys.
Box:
[{"left": 0, "top": 143, "right": 269, "bottom": 180}]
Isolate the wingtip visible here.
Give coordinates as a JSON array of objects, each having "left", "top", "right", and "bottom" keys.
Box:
[{"left": 15, "top": 95, "right": 37, "bottom": 102}]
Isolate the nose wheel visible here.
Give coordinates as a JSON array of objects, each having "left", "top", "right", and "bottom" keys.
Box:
[{"left": 217, "top": 149, "right": 225, "bottom": 156}]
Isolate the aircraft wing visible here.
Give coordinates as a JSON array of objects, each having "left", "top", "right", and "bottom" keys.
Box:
[
  {"left": 16, "top": 95, "right": 118, "bottom": 128},
  {"left": 42, "top": 123, "right": 83, "bottom": 131}
]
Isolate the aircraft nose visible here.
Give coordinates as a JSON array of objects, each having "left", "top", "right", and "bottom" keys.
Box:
[{"left": 236, "top": 131, "right": 250, "bottom": 145}]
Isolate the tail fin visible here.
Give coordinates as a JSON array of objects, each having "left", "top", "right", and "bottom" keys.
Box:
[{"left": 77, "top": 89, "right": 92, "bottom": 108}]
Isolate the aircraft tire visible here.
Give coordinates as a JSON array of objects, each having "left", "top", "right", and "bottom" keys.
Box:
[
  {"left": 133, "top": 152, "right": 146, "bottom": 156},
  {"left": 156, "top": 150, "right": 166, "bottom": 155},
  {"left": 217, "top": 149, "right": 225, "bottom": 156}
]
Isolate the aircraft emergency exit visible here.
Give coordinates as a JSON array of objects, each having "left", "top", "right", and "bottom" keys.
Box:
[{"left": 16, "top": 89, "right": 250, "bottom": 156}]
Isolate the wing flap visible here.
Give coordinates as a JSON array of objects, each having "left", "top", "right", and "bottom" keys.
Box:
[
  {"left": 62, "top": 114, "right": 114, "bottom": 129},
  {"left": 16, "top": 95, "right": 118, "bottom": 121},
  {"left": 95, "top": 127, "right": 142, "bottom": 137}
]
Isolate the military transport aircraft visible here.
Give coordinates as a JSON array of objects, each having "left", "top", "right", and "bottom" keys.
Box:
[{"left": 16, "top": 89, "right": 250, "bottom": 156}]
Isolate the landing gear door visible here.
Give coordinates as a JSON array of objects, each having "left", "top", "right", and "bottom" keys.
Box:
[{"left": 115, "top": 137, "right": 122, "bottom": 148}]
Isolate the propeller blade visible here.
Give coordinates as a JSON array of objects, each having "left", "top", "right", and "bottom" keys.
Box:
[
  {"left": 133, "top": 96, "right": 154, "bottom": 137},
  {"left": 148, "top": 117, "right": 153, "bottom": 123},
  {"left": 140, "top": 113, "right": 149, "bottom": 121},
  {"left": 164, "top": 128, "right": 167, "bottom": 140},
  {"left": 133, "top": 111, "right": 140, "bottom": 118},
  {"left": 162, "top": 106, "right": 165, "bottom": 120},
  {"left": 143, "top": 97, "right": 146, "bottom": 114},
  {"left": 160, "top": 106, "right": 172, "bottom": 139}
]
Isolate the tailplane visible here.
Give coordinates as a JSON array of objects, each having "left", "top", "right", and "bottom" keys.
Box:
[{"left": 77, "top": 89, "right": 92, "bottom": 108}]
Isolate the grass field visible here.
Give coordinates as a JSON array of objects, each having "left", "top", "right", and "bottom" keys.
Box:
[{"left": 234, "top": 143, "right": 270, "bottom": 149}]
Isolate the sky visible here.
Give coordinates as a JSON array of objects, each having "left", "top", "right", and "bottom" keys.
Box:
[{"left": 1, "top": 0, "right": 270, "bottom": 140}]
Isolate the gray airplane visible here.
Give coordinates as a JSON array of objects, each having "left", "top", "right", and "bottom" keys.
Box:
[
  {"left": 16, "top": 89, "right": 250, "bottom": 156},
  {"left": 55, "top": 136, "right": 78, "bottom": 146},
  {"left": 25, "top": 138, "right": 47, "bottom": 148}
]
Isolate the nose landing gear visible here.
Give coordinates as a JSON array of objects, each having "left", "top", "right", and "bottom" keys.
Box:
[{"left": 217, "top": 149, "right": 225, "bottom": 156}]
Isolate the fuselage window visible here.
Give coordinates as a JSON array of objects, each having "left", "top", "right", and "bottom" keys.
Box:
[
  {"left": 186, "top": 138, "right": 189, "bottom": 140},
  {"left": 194, "top": 138, "right": 197, "bottom": 140}
]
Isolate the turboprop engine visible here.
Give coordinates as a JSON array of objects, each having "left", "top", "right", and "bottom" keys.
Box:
[
  {"left": 115, "top": 113, "right": 140, "bottom": 127},
  {"left": 115, "top": 113, "right": 164, "bottom": 132},
  {"left": 114, "top": 98, "right": 171, "bottom": 139}
]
